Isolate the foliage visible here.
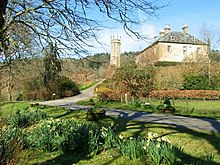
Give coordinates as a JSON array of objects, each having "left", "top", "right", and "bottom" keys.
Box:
[
  {"left": 110, "top": 62, "right": 155, "bottom": 97},
  {"left": 209, "top": 52, "right": 220, "bottom": 62},
  {"left": 8, "top": 108, "right": 48, "bottom": 128},
  {"left": 26, "top": 118, "right": 102, "bottom": 159},
  {"left": 95, "top": 86, "right": 127, "bottom": 101},
  {"left": 79, "top": 81, "right": 99, "bottom": 91},
  {"left": 86, "top": 107, "right": 106, "bottom": 121},
  {"left": 183, "top": 74, "right": 212, "bottom": 90},
  {"left": 0, "top": 127, "right": 23, "bottom": 165},
  {"left": 146, "top": 132, "right": 181, "bottom": 165},
  {"left": 55, "top": 76, "right": 80, "bottom": 98},
  {"left": 150, "top": 90, "right": 220, "bottom": 99},
  {"left": 154, "top": 65, "right": 184, "bottom": 90},
  {"left": 210, "top": 72, "right": 220, "bottom": 90},
  {"left": 43, "top": 43, "right": 62, "bottom": 90},
  {"left": 117, "top": 136, "right": 147, "bottom": 160},
  {"left": 100, "top": 126, "right": 118, "bottom": 149}
]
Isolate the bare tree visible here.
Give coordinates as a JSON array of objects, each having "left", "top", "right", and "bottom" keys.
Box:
[
  {"left": 0, "top": 0, "right": 167, "bottom": 61},
  {"left": 199, "top": 23, "right": 217, "bottom": 51}
]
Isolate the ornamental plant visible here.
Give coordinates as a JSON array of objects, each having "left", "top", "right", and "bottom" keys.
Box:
[
  {"left": 146, "top": 132, "right": 182, "bottom": 165},
  {"left": 117, "top": 136, "right": 147, "bottom": 160},
  {"left": 8, "top": 108, "right": 48, "bottom": 128},
  {"left": 26, "top": 118, "right": 102, "bottom": 159},
  {"left": 0, "top": 127, "right": 23, "bottom": 165}
]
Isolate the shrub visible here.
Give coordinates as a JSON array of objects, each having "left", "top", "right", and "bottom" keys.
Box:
[
  {"left": 53, "top": 76, "right": 80, "bottom": 98},
  {"left": 8, "top": 108, "right": 48, "bottom": 128},
  {"left": 110, "top": 62, "right": 154, "bottom": 97},
  {"left": 149, "top": 90, "right": 220, "bottom": 99},
  {"left": 57, "top": 76, "right": 80, "bottom": 97},
  {"left": 183, "top": 74, "right": 212, "bottom": 90},
  {"left": 16, "top": 93, "right": 23, "bottom": 101},
  {"left": 95, "top": 86, "right": 130, "bottom": 102}
]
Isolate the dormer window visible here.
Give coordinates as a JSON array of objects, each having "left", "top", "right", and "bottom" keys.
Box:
[
  {"left": 181, "top": 36, "right": 185, "bottom": 41},
  {"left": 192, "top": 38, "right": 195, "bottom": 41},
  {"left": 171, "top": 36, "right": 175, "bottom": 40}
]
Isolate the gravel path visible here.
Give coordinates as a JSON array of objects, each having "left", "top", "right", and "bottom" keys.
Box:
[{"left": 40, "top": 85, "right": 220, "bottom": 133}]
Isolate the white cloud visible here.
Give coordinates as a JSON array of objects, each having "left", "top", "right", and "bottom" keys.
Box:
[{"left": 89, "top": 23, "right": 157, "bottom": 54}]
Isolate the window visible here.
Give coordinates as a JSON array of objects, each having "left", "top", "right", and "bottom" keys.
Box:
[
  {"left": 171, "top": 36, "right": 175, "bottom": 40},
  {"left": 183, "top": 46, "right": 187, "bottom": 54},
  {"left": 197, "top": 47, "right": 201, "bottom": 54},
  {"left": 167, "top": 45, "right": 172, "bottom": 53}
]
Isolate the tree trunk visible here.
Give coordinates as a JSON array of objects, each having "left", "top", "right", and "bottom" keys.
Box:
[
  {"left": 0, "top": 0, "right": 8, "bottom": 29},
  {"left": 0, "top": 0, "right": 8, "bottom": 52}
]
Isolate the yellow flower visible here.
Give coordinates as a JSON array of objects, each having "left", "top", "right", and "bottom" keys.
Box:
[
  {"left": 157, "top": 143, "right": 160, "bottom": 148},
  {"left": 119, "top": 134, "right": 124, "bottom": 139}
]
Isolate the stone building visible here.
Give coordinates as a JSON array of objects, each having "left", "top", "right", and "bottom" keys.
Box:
[
  {"left": 106, "top": 36, "right": 121, "bottom": 78},
  {"left": 136, "top": 24, "right": 209, "bottom": 66},
  {"left": 110, "top": 36, "right": 121, "bottom": 68}
]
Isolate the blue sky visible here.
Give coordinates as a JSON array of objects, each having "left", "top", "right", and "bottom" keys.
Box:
[{"left": 90, "top": 0, "right": 220, "bottom": 54}]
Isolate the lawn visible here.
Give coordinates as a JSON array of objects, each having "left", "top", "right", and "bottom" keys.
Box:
[
  {"left": 0, "top": 102, "right": 220, "bottom": 164},
  {"left": 78, "top": 98, "right": 220, "bottom": 120}
]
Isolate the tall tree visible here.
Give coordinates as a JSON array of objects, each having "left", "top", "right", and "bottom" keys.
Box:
[
  {"left": 43, "top": 43, "right": 61, "bottom": 87},
  {"left": 0, "top": 0, "right": 167, "bottom": 60}
]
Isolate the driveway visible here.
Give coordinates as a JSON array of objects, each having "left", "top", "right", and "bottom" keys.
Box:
[{"left": 40, "top": 86, "right": 220, "bottom": 133}]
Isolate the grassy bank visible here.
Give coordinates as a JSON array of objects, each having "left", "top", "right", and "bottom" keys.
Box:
[{"left": 0, "top": 102, "right": 220, "bottom": 164}]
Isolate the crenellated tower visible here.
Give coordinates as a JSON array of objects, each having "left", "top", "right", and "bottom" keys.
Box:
[{"left": 110, "top": 36, "right": 121, "bottom": 68}]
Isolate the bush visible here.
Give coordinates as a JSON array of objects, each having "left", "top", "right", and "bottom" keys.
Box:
[
  {"left": 110, "top": 62, "right": 154, "bottom": 97},
  {"left": 183, "top": 74, "right": 212, "bottom": 90},
  {"left": 95, "top": 87, "right": 128, "bottom": 102},
  {"left": 53, "top": 76, "right": 80, "bottom": 98},
  {"left": 8, "top": 108, "right": 48, "bottom": 128}
]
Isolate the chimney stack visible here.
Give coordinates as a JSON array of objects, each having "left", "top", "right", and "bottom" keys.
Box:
[
  {"left": 159, "top": 29, "right": 165, "bottom": 37},
  {"left": 164, "top": 24, "right": 171, "bottom": 34},
  {"left": 182, "top": 23, "right": 188, "bottom": 34}
]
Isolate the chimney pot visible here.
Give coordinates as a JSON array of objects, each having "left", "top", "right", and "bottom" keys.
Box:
[
  {"left": 159, "top": 29, "right": 165, "bottom": 37},
  {"left": 182, "top": 23, "right": 188, "bottom": 34},
  {"left": 164, "top": 24, "right": 171, "bottom": 34}
]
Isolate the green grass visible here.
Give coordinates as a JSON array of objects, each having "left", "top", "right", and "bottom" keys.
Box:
[
  {"left": 20, "top": 116, "right": 220, "bottom": 164},
  {"left": 0, "top": 101, "right": 30, "bottom": 119},
  {"left": 1, "top": 102, "right": 220, "bottom": 164},
  {"left": 79, "top": 81, "right": 99, "bottom": 91},
  {"left": 78, "top": 99, "right": 220, "bottom": 120}
]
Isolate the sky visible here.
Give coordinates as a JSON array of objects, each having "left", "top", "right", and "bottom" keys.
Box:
[{"left": 89, "top": 0, "right": 220, "bottom": 55}]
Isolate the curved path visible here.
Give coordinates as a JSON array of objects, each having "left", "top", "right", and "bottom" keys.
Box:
[{"left": 40, "top": 86, "right": 220, "bottom": 133}]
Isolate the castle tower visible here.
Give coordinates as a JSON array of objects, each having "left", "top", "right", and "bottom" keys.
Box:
[{"left": 110, "top": 36, "right": 121, "bottom": 68}]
